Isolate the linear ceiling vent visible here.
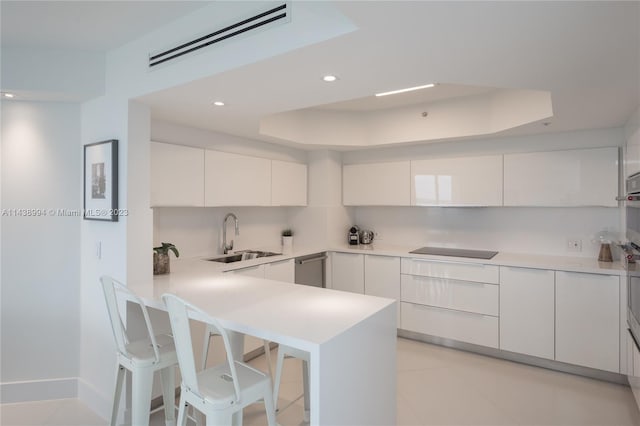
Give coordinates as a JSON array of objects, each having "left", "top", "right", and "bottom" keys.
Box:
[{"left": 149, "top": 3, "right": 290, "bottom": 68}]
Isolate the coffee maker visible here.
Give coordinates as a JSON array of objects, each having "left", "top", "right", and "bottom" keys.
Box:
[{"left": 348, "top": 226, "right": 360, "bottom": 245}]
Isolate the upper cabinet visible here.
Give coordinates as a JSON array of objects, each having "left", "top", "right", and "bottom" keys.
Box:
[
  {"left": 410, "top": 155, "right": 503, "bottom": 206},
  {"left": 343, "top": 161, "right": 410, "bottom": 206},
  {"left": 271, "top": 160, "right": 307, "bottom": 206},
  {"left": 150, "top": 142, "right": 205, "bottom": 207},
  {"left": 205, "top": 150, "right": 271, "bottom": 206},
  {"left": 504, "top": 147, "right": 619, "bottom": 207},
  {"left": 150, "top": 143, "right": 307, "bottom": 208}
]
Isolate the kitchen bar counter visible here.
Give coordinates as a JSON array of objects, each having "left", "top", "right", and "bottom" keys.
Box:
[{"left": 132, "top": 260, "right": 397, "bottom": 425}]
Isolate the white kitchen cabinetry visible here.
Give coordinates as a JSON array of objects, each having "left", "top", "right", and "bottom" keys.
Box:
[
  {"left": 227, "top": 264, "right": 266, "bottom": 278},
  {"left": 410, "top": 155, "right": 503, "bottom": 206},
  {"left": 264, "top": 259, "right": 295, "bottom": 282},
  {"left": 400, "top": 258, "right": 499, "bottom": 348},
  {"left": 205, "top": 150, "right": 271, "bottom": 206},
  {"left": 150, "top": 142, "right": 204, "bottom": 207},
  {"left": 503, "top": 147, "right": 619, "bottom": 207},
  {"left": 364, "top": 255, "right": 400, "bottom": 324},
  {"left": 343, "top": 161, "right": 410, "bottom": 206},
  {"left": 555, "top": 271, "right": 619, "bottom": 372},
  {"left": 331, "top": 252, "right": 365, "bottom": 294},
  {"left": 271, "top": 160, "right": 307, "bottom": 206},
  {"left": 499, "top": 267, "right": 555, "bottom": 360}
]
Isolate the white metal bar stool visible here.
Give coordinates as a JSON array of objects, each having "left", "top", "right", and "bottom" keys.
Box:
[
  {"left": 101, "top": 276, "right": 177, "bottom": 426},
  {"left": 273, "top": 344, "right": 311, "bottom": 422},
  {"left": 162, "top": 293, "right": 277, "bottom": 426}
]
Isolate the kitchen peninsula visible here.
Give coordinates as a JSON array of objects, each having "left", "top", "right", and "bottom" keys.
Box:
[{"left": 129, "top": 258, "right": 397, "bottom": 426}]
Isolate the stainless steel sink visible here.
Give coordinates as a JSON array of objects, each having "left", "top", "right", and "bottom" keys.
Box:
[{"left": 205, "top": 250, "right": 281, "bottom": 263}]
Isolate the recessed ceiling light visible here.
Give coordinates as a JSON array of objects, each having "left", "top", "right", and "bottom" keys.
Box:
[
  {"left": 213, "top": 101, "right": 225, "bottom": 106},
  {"left": 3, "top": 93, "right": 15, "bottom": 98},
  {"left": 375, "top": 83, "right": 436, "bottom": 97},
  {"left": 322, "top": 75, "right": 338, "bottom": 82}
]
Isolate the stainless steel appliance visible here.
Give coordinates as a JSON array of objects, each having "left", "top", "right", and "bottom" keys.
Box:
[
  {"left": 624, "top": 173, "right": 640, "bottom": 346},
  {"left": 348, "top": 226, "right": 360, "bottom": 245},
  {"left": 359, "top": 229, "right": 374, "bottom": 244},
  {"left": 409, "top": 246, "right": 498, "bottom": 260},
  {"left": 295, "top": 252, "right": 327, "bottom": 288}
]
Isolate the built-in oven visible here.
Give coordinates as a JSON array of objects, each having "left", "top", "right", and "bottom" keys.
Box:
[{"left": 625, "top": 173, "right": 640, "bottom": 345}]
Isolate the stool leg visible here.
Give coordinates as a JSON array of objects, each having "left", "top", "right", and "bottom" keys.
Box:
[
  {"left": 160, "top": 365, "right": 176, "bottom": 425},
  {"left": 110, "top": 365, "right": 126, "bottom": 426},
  {"left": 131, "top": 367, "right": 154, "bottom": 426},
  {"left": 273, "top": 348, "right": 286, "bottom": 408},
  {"left": 263, "top": 383, "right": 277, "bottom": 426},
  {"left": 176, "top": 392, "right": 188, "bottom": 426},
  {"left": 263, "top": 340, "right": 273, "bottom": 381},
  {"left": 302, "top": 360, "right": 310, "bottom": 422},
  {"left": 201, "top": 331, "right": 213, "bottom": 370}
]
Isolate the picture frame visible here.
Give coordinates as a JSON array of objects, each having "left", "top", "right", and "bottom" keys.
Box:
[{"left": 84, "top": 139, "right": 118, "bottom": 221}]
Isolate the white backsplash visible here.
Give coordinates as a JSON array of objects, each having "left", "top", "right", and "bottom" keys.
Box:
[
  {"left": 153, "top": 207, "right": 291, "bottom": 258},
  {"left": 354, "top": 206, "right": 621, "bottom": 258}
]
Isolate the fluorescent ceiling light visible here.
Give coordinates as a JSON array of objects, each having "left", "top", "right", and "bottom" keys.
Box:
[
  {"left": 375, "top": 83, "right": 435, "bottom": 97},
  {"left": 323, "top": 75, "right": 338, "bottom": 82},
  {"left": 213, "top": 101, "right": 225, "bottom": 106},
  {"left": 3, "top": 93, "right": 15, "bottom": 98}
]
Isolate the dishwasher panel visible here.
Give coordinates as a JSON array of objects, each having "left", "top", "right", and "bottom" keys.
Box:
[{"left": 295, "top": 253, "right": 327, "bottom": 287}]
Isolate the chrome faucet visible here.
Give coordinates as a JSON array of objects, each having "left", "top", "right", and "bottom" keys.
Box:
[{"left": 222, "top": 213, "right": 239, "bottom": 254}]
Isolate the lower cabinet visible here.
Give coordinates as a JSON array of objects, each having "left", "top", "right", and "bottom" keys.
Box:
[
  {"left": 331, "top": 252, "right": 365, "bottom": 293},
  {"left": 264, "top": 259, "right": 295, "bottom": 282},
  {"left": 400, "top": 258, "right": 499, "bottom": 348},
  {"left": 226, "top": 259, "right": 295, "bottom": 354},
  {"left": 401, "top": 302, "right": 499, "bottom": 348},
  {"left": 555, "top": 271, "right": 619, "bottom": 373},
  {"left": 364, "top": 255, "right": 400, "bottom": 325},
  {"left": 499, "top": 266, "right": 555, "bottom": 360}
]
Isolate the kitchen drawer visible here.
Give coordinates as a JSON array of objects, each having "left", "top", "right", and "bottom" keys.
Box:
[
  {"left": 400, "top": 274, "right": 498, "bottom": 316},
  {"left": 400, "top": 302, "right": 499, "bottom": 348},
  {"left": 401, "top": 258, "right": 499, "bottom": 284}
]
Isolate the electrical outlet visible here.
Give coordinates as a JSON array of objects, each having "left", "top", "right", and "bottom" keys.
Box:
[{"left": 567, "top": 239, "right": 582, "bottom": 252}]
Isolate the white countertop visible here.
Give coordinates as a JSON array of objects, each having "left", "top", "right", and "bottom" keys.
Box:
[
  {"left": 161, "top": 242, "right": 625, "bottom": 277},
  {"left": 327, "top": 243, "right": 626, "bottom": 275}
]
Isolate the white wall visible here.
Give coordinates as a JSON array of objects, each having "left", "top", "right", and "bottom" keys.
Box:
[
  {"left": 1, "top": 101, "right": 81, "bottom": 402},
  {"left": 345, "top": 127, "right": 625, "bottom": 258},
  {"left": 78, "top": 95, "right": 130, "bottom": 418}
]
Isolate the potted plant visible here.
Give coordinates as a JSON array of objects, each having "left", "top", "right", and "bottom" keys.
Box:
[
  {"left": 153, "top": 242, "right": 179, "bottom": 275},
  {"left": 281, "top": 229, "right": 294, "bottom": 253}
]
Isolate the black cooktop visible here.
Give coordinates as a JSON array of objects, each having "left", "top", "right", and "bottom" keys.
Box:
[{"left": 409, "top": 246, "right": 499, "bottom": 260}]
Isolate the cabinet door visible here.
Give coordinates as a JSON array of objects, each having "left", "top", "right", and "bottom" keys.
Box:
[
  {"left": 272, "top": 160, "right": 307, "bottom": 206},
  {"left": 227, "top": 265, "right": 265, "bottom": 278},
  {"left": 499, "top": 267, "right": 555, "bottom": 360},
  {"left": 331, "top": 252, "right": 364, "bottom": 294},
  {"left": 343, "top": 161, "right": 410, "bottom": 206},
  {"left": 410, "top": 155, "right": 503, "bottom": 206},
  {"left": 365, "top": 255, "right": 400, "bottom": 325},
  {"left": 504, "top": 147, "right": 618, "bottom": 207},
  {"left": 150, "top": 142, "right": 204, "bottom": 207},
  {"left": 205, "top": 150, "right": 271, "bottom": 206},
  {"left": 556, "top": 271, "right": 619, "bottom": 372},
  {"left": 264, "top": 259, "right": 295, "bottom": 283}
]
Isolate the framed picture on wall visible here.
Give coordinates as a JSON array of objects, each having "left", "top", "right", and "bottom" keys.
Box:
[{"left": 84, "top": 139, "right": 118, "bottom": 221}]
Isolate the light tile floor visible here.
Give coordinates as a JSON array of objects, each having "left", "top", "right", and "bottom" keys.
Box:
[{"left": 2, "top": 338, "right": 640, "bottom": 425}]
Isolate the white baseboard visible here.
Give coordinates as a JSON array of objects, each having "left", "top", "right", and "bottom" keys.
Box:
[
  {"left": 0, "top": 377, "right": 77, "bottom": 404},
  {"left": 77, "top": 377, "right": 111, "bottom": 422}
]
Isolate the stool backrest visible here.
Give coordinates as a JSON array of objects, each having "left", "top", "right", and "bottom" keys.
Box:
[
  {"left": 162, "top": 293, "right": 242, "bottom": 403},
  {"left": 101, "top": 276, "right": 161, "bottom": 363}
]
